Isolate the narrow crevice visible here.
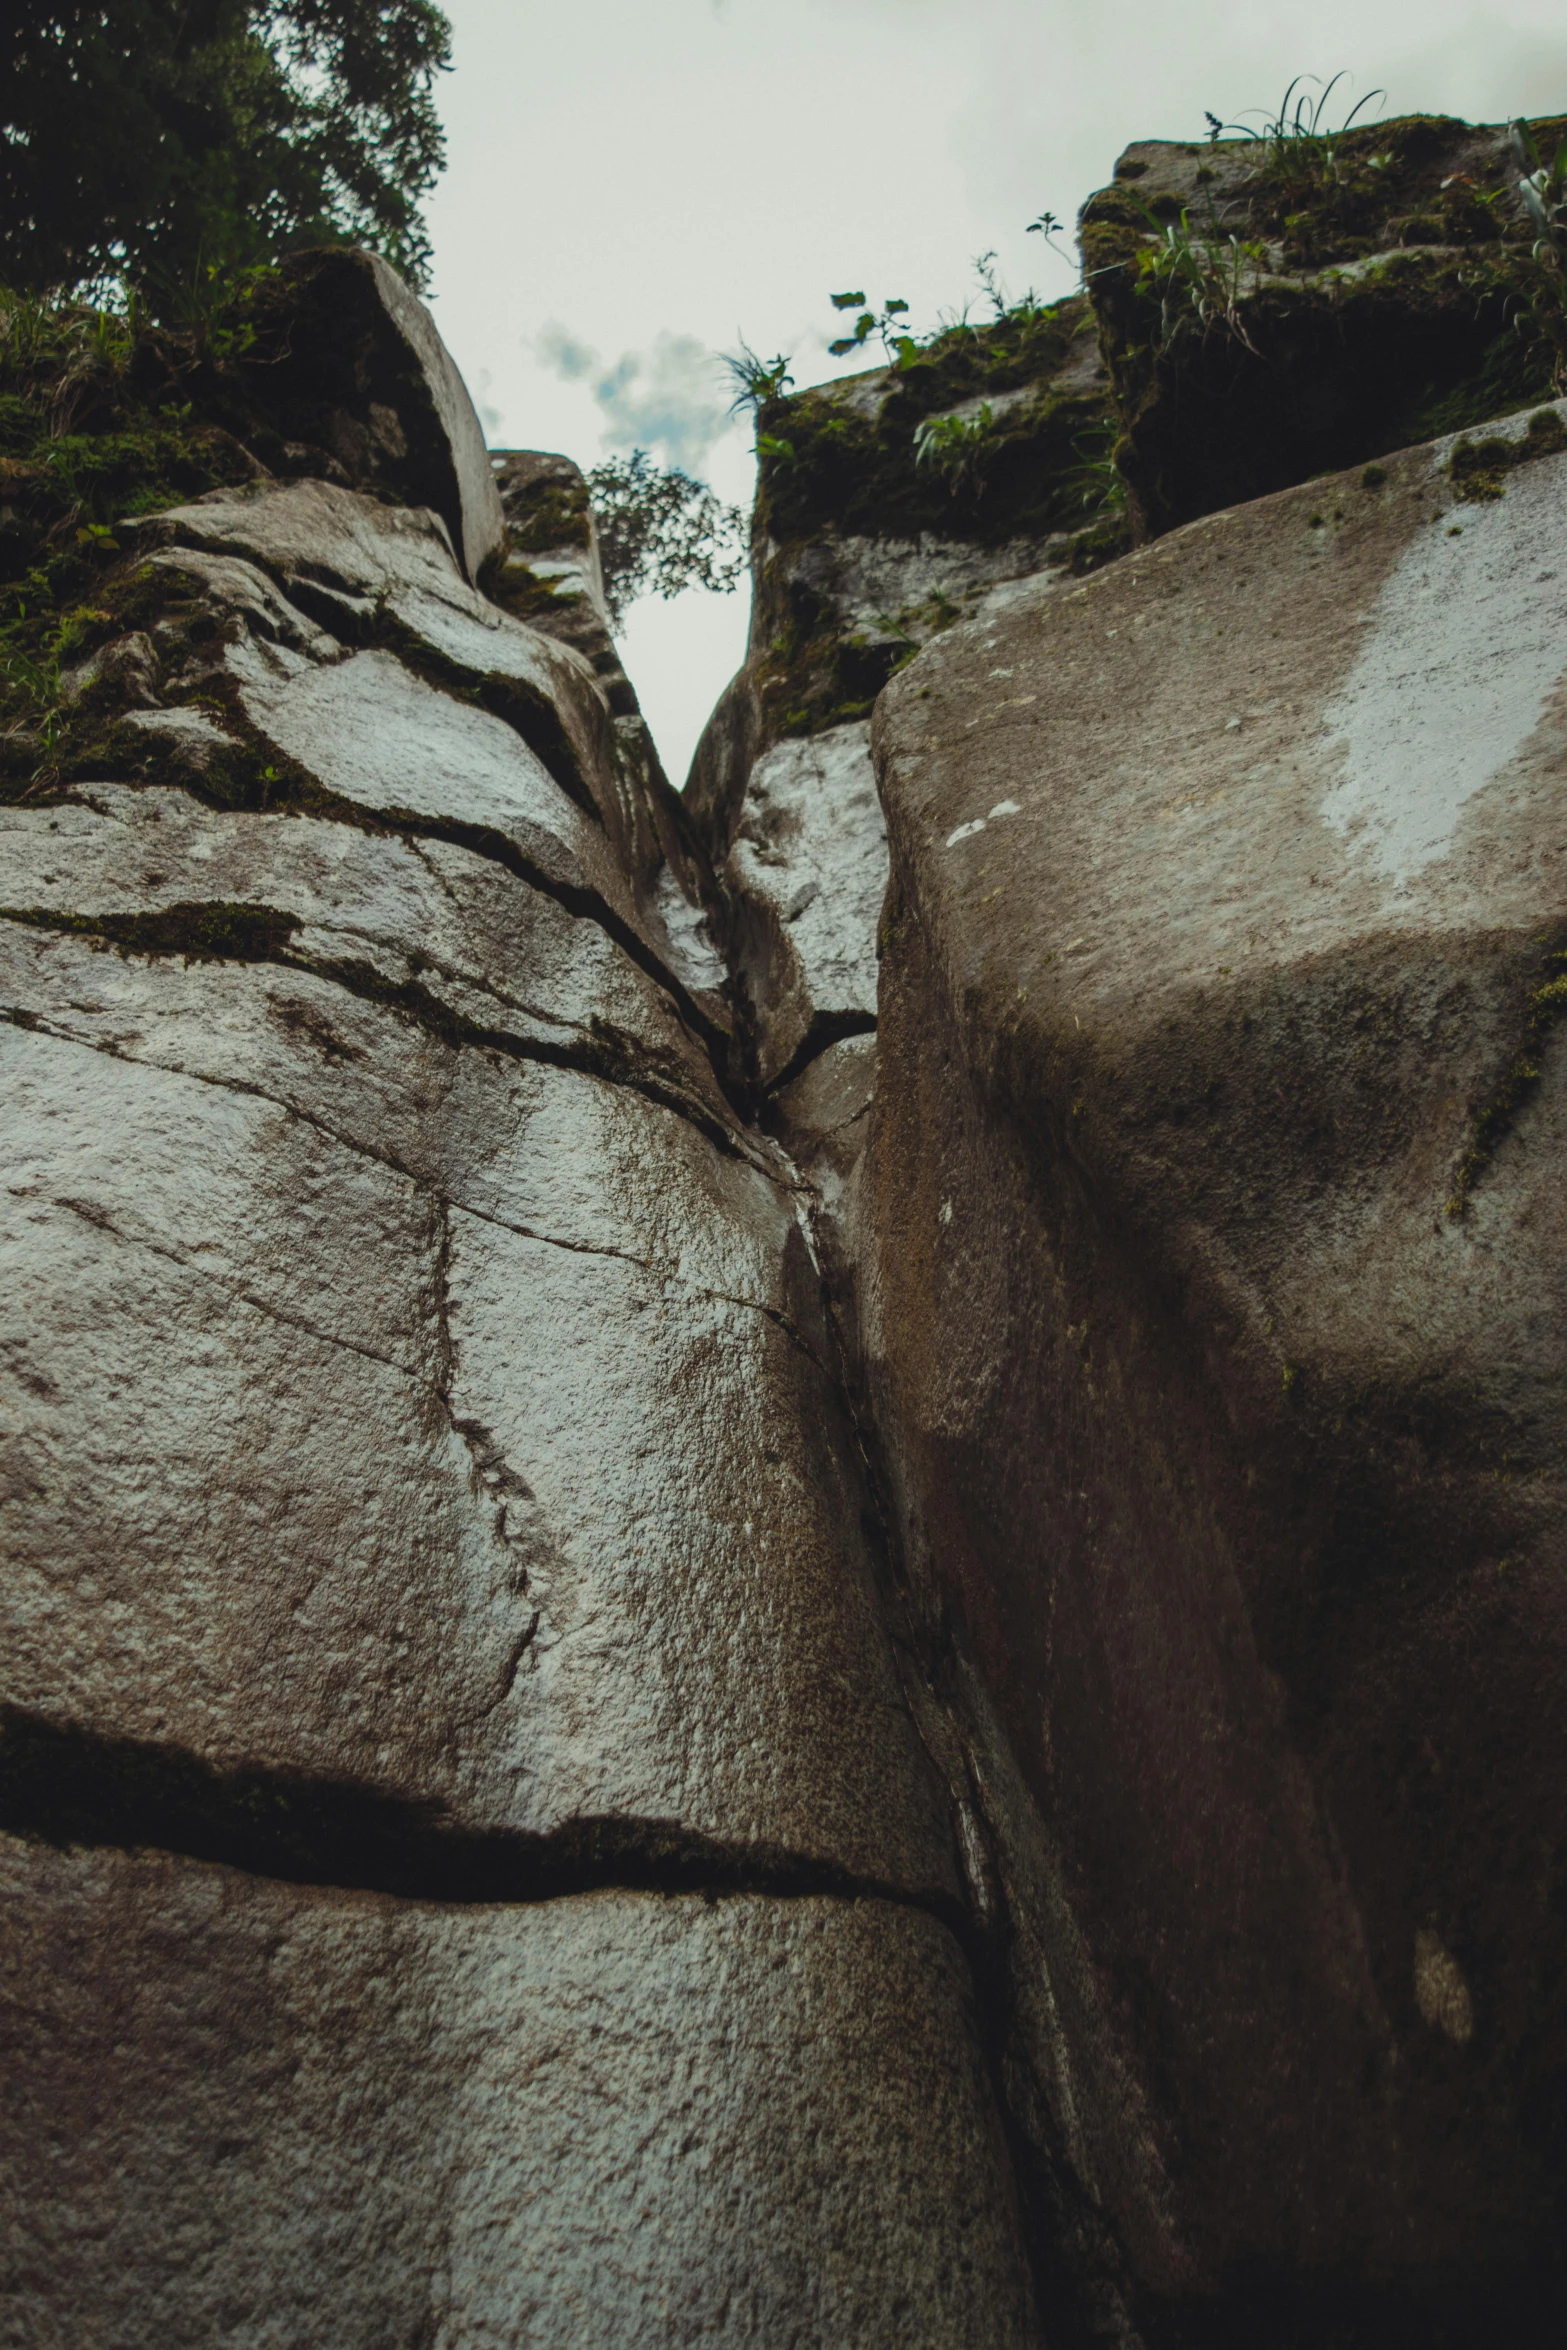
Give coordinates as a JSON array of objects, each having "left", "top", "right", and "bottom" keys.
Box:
[
  {"left": 144, "top": 520, "right": 611, "bottom": 829},
  {"left": 0, "top": 1706, "right": 969, "bottom": 1935},
  {"left": 0, "top": 904, "right": 749, "bottom": 1161},
  {"left": 766, "top": 1008, "right": 878, "bottom": 1096},
  {"left": 777, "top": 1124, "right": 1141, "bottom": 2349},
  {"left": 64, "top": 680, "right": 741, "bottom": 1094},
  {"left": 366, "top": 801, "right": 738, "bottom": 1083},
  {"left": 48, "top": 1190, "right": 420, "bottom": 1376}
]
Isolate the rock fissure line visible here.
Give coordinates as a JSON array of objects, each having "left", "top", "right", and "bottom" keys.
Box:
[
  {"left": 60, "top": 728, "right": 737, "bottom": 1089},
  {"left": 285, "top": 791, "right": 738, "bottom": 1082},
  {"left": 4, "top": 1002, "right": 821, "bottom": 1363},
  {"left": 0, "top": 1705, "right": 970, "bottom": 1934},
  {"left": 46, "top": 1191, "right": 420, "bottom": 1376},
  {"left": 781, "top": 1148, "right": 1118, "bottom": 2343},
  {"left": 250, "top": 562, "right": 613, "bottom": 825},
  {"left": 0, "top": 905, "right": 747, "bottom": 1159}
]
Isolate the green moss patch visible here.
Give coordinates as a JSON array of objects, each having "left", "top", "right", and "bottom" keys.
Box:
[
  {"left": 756, "top": 294, "right": 1115, "bottom": 552},
  {"left": 1448, "top": 405, "right": 1567, "bottom": 499},
  {"left": 5, "top": 899, "right": 301, "bottom": 963}
]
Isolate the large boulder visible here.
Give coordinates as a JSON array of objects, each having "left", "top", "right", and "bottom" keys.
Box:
[
  {"left": 0, "top": 474, "right": 955, "bottom": 1899},
  {"left": 861, "top": 395, "right": 1567, "bottom": 2335},
  {"left": 249, "top": 247, "right": 506, "bottom": 582},
  {"left": 0, "top": 314, "right": 1042, "bottom": 2322}
]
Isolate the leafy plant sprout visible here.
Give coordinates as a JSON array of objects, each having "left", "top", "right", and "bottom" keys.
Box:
[
  {"left": 1513, "top": 120, "right": 1567, "bottom": 262},
  {"left": 1027, "top": 211, "right": 1077, "bottom": 271},
  {"left": 913, "top": 403, "right": 996, "bottom": 497},
  {"left": 1506, "top": 120, "right": 1567, "bottom": 388},
  {"left": 721, "top": 339, "right": 795, "bottom": 416},
  {"left": 1064, "top": 422, "right": 1128, "bottom": 516},
  {"left": 1133, "top": 198, "right": 1265, "bottom": 355},
  {"left": 973, "top": 251, "right": 1009, "bottom": 319},
  {"left": 827, "top": 291, "right": 920, "bottom": 369}
]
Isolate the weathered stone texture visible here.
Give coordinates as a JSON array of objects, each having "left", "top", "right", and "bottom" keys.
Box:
[
  {"left": 0, "top": 479, "right": 958, "bottom": 1899},
  {"left": 0, "top": 1838, "right": 1037, "bottom": 2347},
  {"left": 860, "top": 398, "right": 1567, "bottom": 2329},
  {"left": 686, "top": 298, "right": 1116, "bottom": 1093}
]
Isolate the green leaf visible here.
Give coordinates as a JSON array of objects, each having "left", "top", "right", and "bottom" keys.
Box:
[
  {"left": 885, "top": 298, "right": 909, "bottom": 315},
  {"left": 827, "top": 337, "right": 857, "bottom": 356},
  {"left": 829, "top": 290, "right": 867, "bottom": 309}
]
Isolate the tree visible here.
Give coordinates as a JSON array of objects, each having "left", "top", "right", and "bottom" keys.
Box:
[
  {"left": 587, "top": 451, "right": 749, "bottom": 630},
  {"left": 0, "top": 2, "right": 451, "bottom": 299}
]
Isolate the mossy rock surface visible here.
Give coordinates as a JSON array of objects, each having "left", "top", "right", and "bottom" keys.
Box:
[
  {"left": 1084, "top": 113, "right": 1566, "bottom": 536},
  {"left": 756, "top": 294, "right": 1114, "bottom": 551},
  {"left": 727, "top": 298, "right": 1126, "bottom": 752},
  {"left": 0, "top": 250, "right": 500, "bottom": 799}
]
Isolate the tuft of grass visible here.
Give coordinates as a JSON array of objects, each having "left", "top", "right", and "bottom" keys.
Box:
[
  {"left": 1448, "top": 404, "right": 1567, "bottom": 500},
  {"left": 913, "top": 403, "right": 997, "bottom": 496},
  {"left": 1132, "top": 197, "right": 1267, "bottom": 355}
]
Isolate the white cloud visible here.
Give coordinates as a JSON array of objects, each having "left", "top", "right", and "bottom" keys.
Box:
[
  {"left": 534, "top": 322, "right": 597, "bottom": 383},
  {"left": 533, "top": 323, "right": 738, "bottom": 478}
]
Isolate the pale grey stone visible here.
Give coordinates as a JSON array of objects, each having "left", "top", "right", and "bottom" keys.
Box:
[{"left": 0, "top": 1841, "right": 1038, "bottom": 2349}]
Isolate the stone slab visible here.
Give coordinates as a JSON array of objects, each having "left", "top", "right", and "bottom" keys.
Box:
[{"left": 0, "top": 1841, "right": 1037, "bottom": 2348}]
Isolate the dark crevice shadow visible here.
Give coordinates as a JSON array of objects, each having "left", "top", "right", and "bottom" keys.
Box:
[
  {"left": 0, "top": 1707, "right": 967, "bottom": 1931},
  {"left": 765, "top": 1008, "right": 878, "bottom": 1097},
  {"left": 0, "top": 903, "right": 750, "bottom": 1162}
]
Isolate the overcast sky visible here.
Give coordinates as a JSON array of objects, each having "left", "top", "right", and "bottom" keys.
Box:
[{"left": 425, "top": 0, "right": 1567, "bottom": 784}]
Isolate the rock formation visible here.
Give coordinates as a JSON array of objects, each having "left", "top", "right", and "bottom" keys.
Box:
[{"left": 5, "top": 108, "right": 1567, "bottom": 2349}]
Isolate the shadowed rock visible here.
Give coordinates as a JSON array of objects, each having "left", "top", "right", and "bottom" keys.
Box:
[{"left": 861, "top": 396, "right": 1567, "bottom": 2337}]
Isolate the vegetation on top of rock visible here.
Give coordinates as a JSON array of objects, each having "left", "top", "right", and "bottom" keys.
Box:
[
  {"left": 0, "top": 246, "right": 485, "bottom": 798},
  {"left": 1082, "top": 101, "right": 1567, "bottom": 533},
  {"left": 747, "top": 289, "right": 1113, "bottom": 552},
  {"left": 1, "top": 0, "right": 452, "bottom": 301}
]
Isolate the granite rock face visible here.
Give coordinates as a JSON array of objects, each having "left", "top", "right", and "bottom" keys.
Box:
[
  {"left": 861, "top": 397, "right": 1567, "bottom": 2340},
  {"left": 10, "top": 112, "right": 1567, "bottom": 2346},
  {"left": 1, "top": 1839, "right": 1036, "bottom": 2350},
  {"left": 0, "top": 260, "right": 1042, "bottom": 2346},
  {"left": 686, "top": 294, "right": 1117, "bottom": 1091}
]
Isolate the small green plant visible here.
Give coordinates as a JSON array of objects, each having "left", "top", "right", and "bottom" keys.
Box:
[
  {"left": 1206, "top": 74, "right": 1384, "bottom": 170},
  {"left": 1026, "top": 211, "right": 1076, "bottom": 270},
  {"left": 722, "top": 339, "right": 795, "bottom": 414},
  {"left": 1505, "top": 120, "right": 1567, "bottom": 388},
  {"left": 1133, "top": 198, "right": 1266, "bottom": 353},
  {"left": 913, "top": 402, "right": 995, "bottom": 497},
  {"left": 1065, "top": 422, "right": 1128, "bottom": 515},
  {"left": 138, "top": 253, "right": 279, "bottom": 366},
  {"left": 972, "top": 251, "right": 1009, "bottom": 320},
  {"left": 0, "top": 640, "right": 65, "bottom": 792},
  {"left": 827, "top": 290, "right": 919, "bottom": 368}
]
